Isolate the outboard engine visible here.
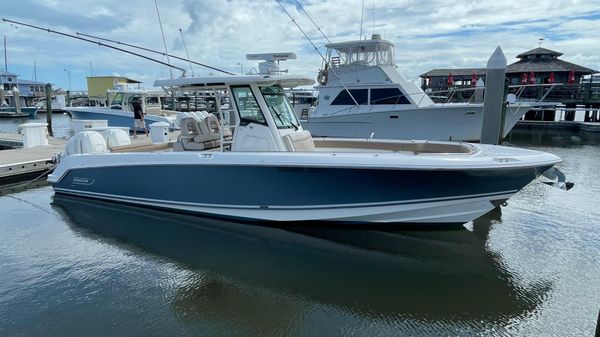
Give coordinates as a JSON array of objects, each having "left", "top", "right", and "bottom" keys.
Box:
[
  {"left": 64, "top": 131, "right": 109, "bottom": 155},
  {"left": 99, "top": 128, "right": 131, "bottom": 148}
]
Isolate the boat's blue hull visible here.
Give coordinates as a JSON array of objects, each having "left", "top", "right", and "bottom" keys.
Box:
[
  {"left": 0, "top": 106, "right": 38, "bottom": 117},
  {"left": 50, "top": 162, "right": 552, "bottom": 224}
]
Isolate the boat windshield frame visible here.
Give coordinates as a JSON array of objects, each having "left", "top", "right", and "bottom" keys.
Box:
[
  {"left": 260, "top": 85, "right": 300, "bottom": 130},
  {"left": 328, "top": 42, "right": 395, "bottom": 68}
]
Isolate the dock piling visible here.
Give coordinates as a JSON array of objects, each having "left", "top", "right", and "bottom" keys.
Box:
[
  {"left": 0, "top": 88, "right": 5, "bottom": 106},
  {"left": 45, "top": 83, "right": 53, "bottom": 136},
  {"left": 481, "top": 46, "right": 507, "bottom": 145},
  {"left": 12, "top": 87, "right": 21, "bottom": 114}
]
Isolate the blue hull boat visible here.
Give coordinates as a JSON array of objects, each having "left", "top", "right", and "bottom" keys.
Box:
[{"left": 0, "top": 106, "right": 39, "bottom": 118}]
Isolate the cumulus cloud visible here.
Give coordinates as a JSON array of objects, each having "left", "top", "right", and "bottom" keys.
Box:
[{"left": 0, "top": 0, "right": 598, "bottom": 90}]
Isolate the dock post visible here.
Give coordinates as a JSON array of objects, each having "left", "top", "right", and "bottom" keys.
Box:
[
  {"left": 45, "top": 83, "right": 53, "bottom": 137},
  {"left": 66, "top": 90, "right": 71, "bottom": 107},
  {"left": 480, "top": 46, "right": 507, "bottom": 145},
  {"left": 12, "top": 87, "right": 21, "bottom": 114},
  {"left": 171, "top": 91, "right": 176, "bottom": 111},
  {"left": 473, "top": 78, "right": 484, "bottom": 103},
  {"left": 0, "top": 88, "right": 5, "bottom": 106}
]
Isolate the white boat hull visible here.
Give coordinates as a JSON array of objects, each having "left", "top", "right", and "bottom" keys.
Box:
[{"left": 303, "top": 104, "right": 528, "bottom": 142}]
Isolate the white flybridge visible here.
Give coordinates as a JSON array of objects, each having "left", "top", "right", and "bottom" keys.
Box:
[
  {"left": 48, "top": 74, "right": 568, "bottom": 226},
  {"left": 302, "top": 34, "right": 546, "bottom": 142}
]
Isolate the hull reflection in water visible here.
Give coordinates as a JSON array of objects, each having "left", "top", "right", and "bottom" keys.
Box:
[{"left": 52, "top": 195, "right": 551, "bottom": 333}]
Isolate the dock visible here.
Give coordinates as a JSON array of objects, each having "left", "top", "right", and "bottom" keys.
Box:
[
  {"left": 515, "top": 120, "right": 600, "bottom": 132},
  {"left": 0, "top": 131, "right": 179, "bottom": 195}
]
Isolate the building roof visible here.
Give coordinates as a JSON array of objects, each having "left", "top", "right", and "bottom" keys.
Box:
[
  {"left": 16, "top": 79, "right": 46, "bottom": 85},
  {"left": 420, "top": 47, "right": 596, "bottom": 78},
  {"left": 506, "top": 58, "right": 596, "bottom": 74},
  {"left": 516, "top": 47, "right": 563, "bottom": 58},
  {"left": 420, "top": 68, "right": 486, "bottom": 78},
  {"left": 86, "top": 76, "right": 142, "bottom": 84}
]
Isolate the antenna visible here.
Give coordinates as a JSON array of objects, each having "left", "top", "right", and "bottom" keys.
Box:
[
  {"left": 179, "top": 28, "right": 194, "bottom": 77},
  {"left": 32, "top": 61, "right": 37, "bottom": 81},
  {"left": 3, "top": 35, "right": 7, "bottom": 72},
  {"left": 2, "top": 18, "right": 187, "bottom": 77},
  {"left": 359, "top": 0, "right": 365, "bottom": 40},
  {"left": 276, "top": 1, "right": 359, "bottom": 106},
  {"left": 154, "top": 0, "right": 173, "bottom": 78},
  {"left": 75, "top": 32, "right": 234, "bottom": 75},
  {"left": 372, "top": 0, "right": 375, "bottom": 35},
  {"left": 538, "top": 38, "right": 544, "bottom": 47}
]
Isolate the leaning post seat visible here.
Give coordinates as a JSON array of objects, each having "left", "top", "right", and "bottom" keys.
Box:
[
  {"left": 205, "top": 113, "right": 233, "bottom": 141},
  {"left": 176, "top": 116, "right": 231, "bottom": 151},
  {"left": 282, "top": 130, "right": 316, "bottom": 152}
]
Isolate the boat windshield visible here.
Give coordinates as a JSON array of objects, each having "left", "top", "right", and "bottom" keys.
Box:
[{"left": 260, "top": 85, "right": 299, "bottom": 129}]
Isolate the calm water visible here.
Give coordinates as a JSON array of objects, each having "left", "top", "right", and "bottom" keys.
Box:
[
  {"left": 0, "top": 129, "right": 599, "bottom": 336},
  {"left": 0, "top": 112, "right": 73, "bottom": 138}
]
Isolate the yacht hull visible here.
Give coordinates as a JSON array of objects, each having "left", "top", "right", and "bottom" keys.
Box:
[
  {"left": 48, "top": 151, "right": 555, "bottom": 225},
  {"left": 66, "top": 107, "right": 176, "bottom": 132},
  {"left": 303, "top": 104, "right": 526, "bottom": 142}
]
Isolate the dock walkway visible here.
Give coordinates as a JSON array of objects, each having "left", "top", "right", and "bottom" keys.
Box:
[{"left": 0, "top": 131, "right": 179, "bottom": 194}]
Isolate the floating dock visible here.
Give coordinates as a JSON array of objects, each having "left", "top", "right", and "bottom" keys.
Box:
[{"left": 515, "top": 120, "right": 600, "bottom": 132}]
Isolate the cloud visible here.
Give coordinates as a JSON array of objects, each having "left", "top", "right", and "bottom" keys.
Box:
[{"left": 0, "top": 0, "right": 598, "bottom": 91}]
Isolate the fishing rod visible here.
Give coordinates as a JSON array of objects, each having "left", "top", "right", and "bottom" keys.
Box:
[
  {"left": 76, "top": 32, "right": 233, "bottom": 76},
  {"left": 2, "top": 17, "right": 187, "bottom": 77},
  {"left": 293, "top": 0, "right": 330, "bottom": 43},
  {"left": 276, "top": 0, "right": 359, "bottom": 106},
  {"left": 76, "top": 31, "right": 234, "bottom": 75}
]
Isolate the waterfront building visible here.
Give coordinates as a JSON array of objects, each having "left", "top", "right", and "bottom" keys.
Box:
[
  {"left": 0, "top": 71, "right": 47, "bottom": 106},
  {"left": 419, "top": 47, "right": 599, "bottom": 120},
  {"left": 86, "top": 75, "right": 141, "bottom": 106}
]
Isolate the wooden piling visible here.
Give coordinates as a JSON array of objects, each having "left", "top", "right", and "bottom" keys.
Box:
[
  {"left": 13, "top": 88, "right": 21, "bottom": 114},
  {"left": 45, "top": 83, "right": 53, "bottom": 136}
]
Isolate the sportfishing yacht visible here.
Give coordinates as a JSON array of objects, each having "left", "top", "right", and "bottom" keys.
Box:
[
  {"left": 302, "top": 34, "right": 550, "bottom": 142},
  {"left": 48, "top": 74, "right": 567, "bottom": 226},
  {"left": 65, "top": 87, "right": 179, "bottom": 131}
]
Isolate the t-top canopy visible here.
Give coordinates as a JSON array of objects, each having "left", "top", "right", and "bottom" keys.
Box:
[
  {"left": 325, "top": 38, "right": 394, "bottom": 53},
  {"left": 154, "top": 75, "right": 314, "bottom": 90}
]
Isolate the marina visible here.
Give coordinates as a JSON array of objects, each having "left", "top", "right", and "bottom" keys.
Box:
[
  {"left": 0, "top": 0, "right": 599, "bottom": 336},
  {"left": 1, "top": 129, "right": 599, "bottom": 336}
]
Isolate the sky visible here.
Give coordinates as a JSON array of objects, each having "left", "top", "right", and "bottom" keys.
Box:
[{"left": 0, "top": 0, "right": 599, "bottom": 91}]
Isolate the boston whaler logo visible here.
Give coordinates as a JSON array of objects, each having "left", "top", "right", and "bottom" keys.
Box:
[{"left": 72, "top": 177, "right": 95, "bottom": 185}]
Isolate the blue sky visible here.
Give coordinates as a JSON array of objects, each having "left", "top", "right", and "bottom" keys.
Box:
[{"left": 1, "top": 0, "right": 598, "bottom": 91}]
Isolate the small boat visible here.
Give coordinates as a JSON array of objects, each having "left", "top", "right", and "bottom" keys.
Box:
[
  {"left": 64, "top": 87, "right": 179, "bottom": 131},
  {"left": 33, "top": 94, "right": 67, "bottom": 112},
  {"left": 0, "top": 106, "right": 39, "bottom": 118},
  {"left": 301, "top": 34, "right": 553, "bottom": 142},
  {"left": 48, "top": 74, "right": 566, "bottom": 226}
]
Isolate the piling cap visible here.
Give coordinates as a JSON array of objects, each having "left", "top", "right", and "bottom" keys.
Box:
[{"left": 487, "top": 46, "right": 507, "bottom": 70}]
